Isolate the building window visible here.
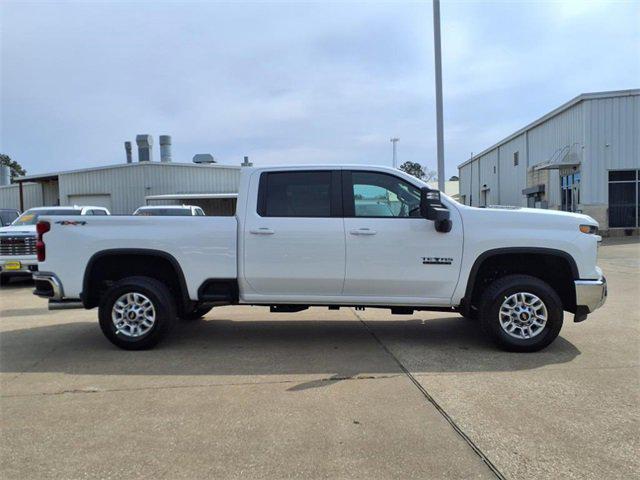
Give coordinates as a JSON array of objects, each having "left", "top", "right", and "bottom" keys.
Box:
[
  {"left": 493, "top": 165, "right": 496, "bottom": 174},
  {"left": 560, "top": 171, "right": 580, "bottom": 213},
  {"left": 608, "top": 170, "right": 639, "bottom": 228},
  {"left": 513, "top": 151, "right": 519, "bottom": 166}
]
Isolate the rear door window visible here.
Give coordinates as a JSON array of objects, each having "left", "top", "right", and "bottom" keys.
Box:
[{"left": 259, "top": 171, "right": 333, "bottom": 217}]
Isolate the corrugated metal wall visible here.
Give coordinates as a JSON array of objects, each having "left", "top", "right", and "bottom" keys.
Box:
[
  {"left": 458, "top": 93, "right": 639, "bottom": 210},
  {"left": 583, "top": 95, "right": 640, "bottom": 205},
  {"left": 58, "top": 163, "right": 241, "bottom": 214},
  {"left": 458, "top": 163, "right": 472, "bottom": 204},
  {"left": 526, "top": 103, "right": 585, "bottom": 207},
  {"left": 0, "top": 183, "right": 43, "bottom": 211},
  {"left": 498, "top": 134, "right": 527, "bottom": 206}
]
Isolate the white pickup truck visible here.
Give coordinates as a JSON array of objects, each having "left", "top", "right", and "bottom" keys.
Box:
[{"left": 33, "top": 165, "right": 606, "bottom": 352}]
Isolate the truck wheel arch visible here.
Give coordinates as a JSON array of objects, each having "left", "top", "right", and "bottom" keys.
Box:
[
  {"left": 463, "top": 247, "right": 579, "bottom": 316},
  {"left": 82, "top": 249, "right": 191, "bottom": 312}
]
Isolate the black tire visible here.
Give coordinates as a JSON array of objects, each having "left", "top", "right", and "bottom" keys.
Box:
[
  {"left": 98, "top": 276, "right": 176, "bottom": 350},
  {"left": 461, "top": 308, "right": 478, "bottom": 321},
  {"left": 479, "top": 274, "right": 563, "bottom": 352},
  {"left": 180, "top": 305, "right": 213, "bottom": 321}
]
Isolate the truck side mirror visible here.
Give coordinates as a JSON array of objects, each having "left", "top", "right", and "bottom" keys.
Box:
[{"left": 420, "top": 187, "right": 452, "bottom": 233}]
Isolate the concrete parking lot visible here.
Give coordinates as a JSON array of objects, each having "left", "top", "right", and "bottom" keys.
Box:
[{"left": 1, "top": 239, "right": 638, "bottom": 479}]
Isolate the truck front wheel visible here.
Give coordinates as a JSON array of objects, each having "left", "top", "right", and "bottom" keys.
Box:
[
  {"left": 479, "top": 274, "right": 563, "bottom": 352},
  {"left": 98, "top": 276, "right": 176, "bottom": 350}
]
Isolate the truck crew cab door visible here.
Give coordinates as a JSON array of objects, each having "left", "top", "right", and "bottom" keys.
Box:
[
  {"left": 342, "top": 170, "right": 463, "bottom": 304},
  {"left": 242, "top": 170, "right": 346, "bottom": 299}
]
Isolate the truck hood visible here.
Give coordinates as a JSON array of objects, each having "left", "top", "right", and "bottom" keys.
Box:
[
  {"left": 458, "top": 204, "right": 598, "bottom": 229},
  {"left": 0, "top": 225, "right": 36, "bottom": 235}
]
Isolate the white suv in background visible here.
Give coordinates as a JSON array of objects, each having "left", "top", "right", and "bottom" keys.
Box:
[
  {"left": 133, "top": 205, "right": 206, "bottom": 216},
  {"left": 0, "top": 206, "right": 109, "bottom": 285}
]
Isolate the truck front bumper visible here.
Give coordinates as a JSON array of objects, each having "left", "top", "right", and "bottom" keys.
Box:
[
  {"left": 574, "top": 268, "right": 607, "bottom": 320},
  {"left": 0, "top": 256, "right": 38, "bottom": 276}
]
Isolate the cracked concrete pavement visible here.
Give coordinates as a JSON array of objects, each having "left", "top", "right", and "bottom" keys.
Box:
[{"left": 1, "top": 238, "right": 638, "bottom": 479}]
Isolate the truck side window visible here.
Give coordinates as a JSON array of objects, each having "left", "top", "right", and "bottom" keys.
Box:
[
  {"left": 92, "top": 210, "right": 108, "bottom": 215},
  {"left": 259, "top": 171, "right": 332, "bottom": 217},
  {"left": 349, "top": 171, "right": 421, "bottom": 217}
]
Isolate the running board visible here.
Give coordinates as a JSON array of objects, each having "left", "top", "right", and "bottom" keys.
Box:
[{"left": 49, "top": 300, "right": 84, "bottom": 310}]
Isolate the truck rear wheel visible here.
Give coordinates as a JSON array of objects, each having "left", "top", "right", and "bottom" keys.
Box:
[
  {"left": 98, "top": 276, "right": 176, "bottom": 350},
  {"left": 479, "top": 274, "right": 563, "bottom": 352}
]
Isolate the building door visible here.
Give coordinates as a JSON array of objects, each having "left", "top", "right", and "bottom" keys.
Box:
[
  {"left": 560, "top": 170, "right": 580, "bottom": 212},
  {"left": 608, "top": 170, "right": 639, "bottom": 228}
]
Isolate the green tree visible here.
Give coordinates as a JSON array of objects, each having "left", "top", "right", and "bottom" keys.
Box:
[
  {"left": 399, "top": 161, "right": 425, "bottom": 179},
  {"left": 0, "top": 154, "right": 26, "bottom": 181},
  {"left": 399, "top": 161, "right": 437, "bottom": 183}
]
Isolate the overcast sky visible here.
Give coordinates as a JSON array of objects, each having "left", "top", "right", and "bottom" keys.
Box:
[{"left": 1, "top": 0, "right": 639, "bottom": 179}]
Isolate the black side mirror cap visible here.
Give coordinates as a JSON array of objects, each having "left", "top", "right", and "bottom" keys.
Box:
[{"left": 420, "top": 187, "right": 451, "bottom": 224}]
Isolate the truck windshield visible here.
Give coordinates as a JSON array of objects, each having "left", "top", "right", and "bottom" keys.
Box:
[
  {"left": 11, "top": 209, "right": 81, "bottom": 226},
  {"left": 135, "top": 209, "right": 192, "bottom": 216}
]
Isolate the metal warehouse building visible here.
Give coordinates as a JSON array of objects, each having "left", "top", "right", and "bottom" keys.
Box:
[
  {"left": 458, "top": 89, "right": 639, "bottom": 233},
  {"left": 0, "top": 161, "right": 241, "bottom": 215}
]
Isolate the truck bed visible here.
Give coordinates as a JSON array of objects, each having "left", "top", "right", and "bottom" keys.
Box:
[{"left": 39, "top": 215, "right": 238, "bottom": 300}]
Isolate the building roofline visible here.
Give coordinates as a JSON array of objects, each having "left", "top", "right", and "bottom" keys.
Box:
[
  {"left": 457, "top": 88, "right": 640, "bottom": 169},
  {"left": 16, "top": 161, "right": 242, "bottom": 182}
]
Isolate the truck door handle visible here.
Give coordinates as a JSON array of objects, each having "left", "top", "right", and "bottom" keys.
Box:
[
  {"left": 250, "top": 227, "right": 275, "bottom": 235},
  {"left": 349, "top": 228, "right": 377, "bottom": 236}
]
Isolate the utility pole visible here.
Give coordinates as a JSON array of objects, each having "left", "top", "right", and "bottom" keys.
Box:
[
  {"left": 390, "top": 137, "right": 400, "bottom": 168},
  {"left": 433, "top": 0, "right": 445, "bottom": 191}
]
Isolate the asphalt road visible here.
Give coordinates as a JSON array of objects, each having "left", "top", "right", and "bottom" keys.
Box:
[{"left": 1, "top": 238, "right": 638, "bottom": 479}]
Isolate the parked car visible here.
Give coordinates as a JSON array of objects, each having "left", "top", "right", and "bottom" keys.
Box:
[
  {"left": 33, "top": 165, "right": 606, "bottom": 351},
  {"left": 133, "top": 205, "right": 205, "bottom": 216},
  {"left": 0, "top": 208, "right": 20, "bottom": 226},
  {"left": 0, "top": 205, "right": 109, "bottom": 285}
]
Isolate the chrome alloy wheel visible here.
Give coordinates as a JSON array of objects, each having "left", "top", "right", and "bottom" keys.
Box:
[
  {"left": 111, "top": 292, "right": 156, "bottom": 338},
  {"left": 499, "top": 292, "right": 548, "bottom": 340}
]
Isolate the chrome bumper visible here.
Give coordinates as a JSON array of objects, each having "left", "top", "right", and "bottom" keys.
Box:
[
  {"left": 32, "top": 272, "right": 64, "bottom": 300},
  {"left": 575, "top": 272, "right": 607, "bottom": 314}
]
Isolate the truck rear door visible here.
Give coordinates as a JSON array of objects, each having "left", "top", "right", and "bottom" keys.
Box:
[{"left": 242, "top": 170, "right": 345, "bottom": 297}]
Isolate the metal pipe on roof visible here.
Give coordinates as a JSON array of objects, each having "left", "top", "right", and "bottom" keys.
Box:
[
  {"left": 159, "top": 135, "right": 172, "bottom": 163},
  {"left": 124, "top": 141, "right": 132, "bottom": 163},
  {"left": 136, "top": 134, "right": 153, "bottom": 162}
]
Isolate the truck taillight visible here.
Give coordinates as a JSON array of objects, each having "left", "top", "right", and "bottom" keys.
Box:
[{"left": 36, "top": 221, "right": 50, "bottom": 262}]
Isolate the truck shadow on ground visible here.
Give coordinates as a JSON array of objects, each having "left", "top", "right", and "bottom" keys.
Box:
[{"left": 0, "top": 315, "right": 581, "bottom": 384}]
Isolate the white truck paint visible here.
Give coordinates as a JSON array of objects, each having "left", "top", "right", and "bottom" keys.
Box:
[
  {"left": 33, "top": 166, "right": 606, "bottom": 351},
  {"left": 0, "top": 206, "right": 109, "bottom": 284}
]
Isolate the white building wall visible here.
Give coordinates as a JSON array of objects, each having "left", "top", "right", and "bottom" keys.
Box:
[
  {"left": 458, "top": 163, "right": 472, "bottom": 205},
  {"left": 0, "top": 183, "right": 43, "bottom": 211},
  {"left": 527, "top": 102, "right": 585, "bottom": 208},
  {"left": 497, "top": 133, "right": 527, "bottom": 206},
  {"left": 583, "top": 95, "right": 640, "bottom": 206},
  {"left": 477, "top": 149, "right": 499, "bottom": 206},
  {"left": 58, "top": 163, "right": 241, "bottom": 214}
]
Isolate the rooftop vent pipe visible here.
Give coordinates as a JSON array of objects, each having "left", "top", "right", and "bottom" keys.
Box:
[
  {"left": 193, "top": 154, "right": 216, "bottom": 164},
  {"left": 0, "top": 165, "right": 10, "bottom": 186},
  {"left": 241, "top": 156, "right": 253, "bottom": 167},
  {"left": 124, "top": 141, "right": 132, "bottom": 163},
  {"left": 159, "top": 135, "right": 172, "bottom": 163},
  {"left": 136, "top": 134, "right": 153, "bottom": 162}
]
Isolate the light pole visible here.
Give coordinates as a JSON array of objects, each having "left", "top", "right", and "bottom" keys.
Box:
[
  {"left": 433, "top": 0, "right": 445, "bottom": 191},
  {"left": 390, "top": 137, "right": 400, "bottom": 168}
]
